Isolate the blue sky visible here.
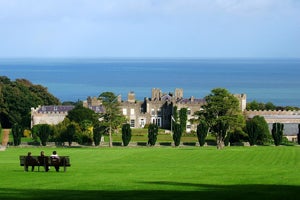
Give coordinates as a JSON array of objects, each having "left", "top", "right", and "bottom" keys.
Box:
[{"left": 0, "top": 0, "right": 299, "bottom": 58}]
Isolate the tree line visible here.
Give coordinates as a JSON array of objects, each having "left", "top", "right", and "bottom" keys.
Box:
[{"left": 1, "top": 76, "right": 299, "bottom": 148}]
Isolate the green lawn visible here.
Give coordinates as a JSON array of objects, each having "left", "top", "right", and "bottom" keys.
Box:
[{"left": 0, "top": 146, "right": 299, "bottom": 200}]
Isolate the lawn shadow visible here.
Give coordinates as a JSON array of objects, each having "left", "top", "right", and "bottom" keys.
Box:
[{"left": 0, "top": 183, "right": 299, "bottom": 200}]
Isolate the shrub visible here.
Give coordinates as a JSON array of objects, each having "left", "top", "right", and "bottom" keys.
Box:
[
  {"left": 11, "top": 123, "right": 22, "bottom": 146},
  {"left": 272, "top": 123, "right": 284, "bottom": 146},
  {"left": 173, "top": 123, "right": 182, "bottom": 147},
  {"left": 148, "top": 124, "right": 158, "bottom": 146},
  {"left": 196, "top": 120, "right": 208, "bottom": 146},
  {"left": 122, "top": 124, "right": 132, "bottom": 146}
]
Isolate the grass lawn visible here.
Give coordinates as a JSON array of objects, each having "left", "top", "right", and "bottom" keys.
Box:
[{"left": 0, "top": 146, "right": 299, "bottom": 200}]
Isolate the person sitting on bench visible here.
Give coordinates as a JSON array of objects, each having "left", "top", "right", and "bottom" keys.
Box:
[
  {"left": 25, "top": 152, "right": 37, "bottom": 172},
  {"left": 50, "top": 151, "right": 60, "bottom": 172},
  {"left": 38, "top": 151, "right": 49, "bottom": 172}
]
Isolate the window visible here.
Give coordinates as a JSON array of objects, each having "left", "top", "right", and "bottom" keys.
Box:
[
  {"left": 187, "top": 109, "right": 191, "bottom": 115},
  {"left": 140, "top": 119, "right": 145, "bottom": 128},
  {"left": 130, "top": 120, "right": 135, "bottom": 127},
  {"left": 151, "top": 109, "right": 155, "bottom": 115},
  {"left": 157, "top": 109, "right": 161, "bottom": 115},
  {"left": 122, "top": 108, "right": 127, "bottom": 115},
  {"left": 130, "top": 108, "right": 135, "bottom": 115}
]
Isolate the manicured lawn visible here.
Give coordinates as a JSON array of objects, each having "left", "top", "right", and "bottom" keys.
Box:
[{"left": 0, "top": 146, "right": 299, "bottom": 200}]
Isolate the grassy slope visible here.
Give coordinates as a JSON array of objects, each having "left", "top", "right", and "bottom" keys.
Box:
[{"left": 0, "top": 146, "right": 299, "bottom": 200}]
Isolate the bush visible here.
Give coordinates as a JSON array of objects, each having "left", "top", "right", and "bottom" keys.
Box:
[
  {"left": 148, "top": 124, "right": 158, "bottom": 146},
  {"left": 196, "top": 121, "right": 208, "bottom": 147},
  {"left": 272, "top": 123, "right": 284, "bottom": 146},
  {"left": 122, "top": 124, "right": 132, "bottom": 146},
  {"left": 173, "top": 123, "right": 182, "bottom": 147}
]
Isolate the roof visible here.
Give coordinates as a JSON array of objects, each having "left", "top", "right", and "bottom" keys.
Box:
[{"left": 37, "top": 105, "right": 75, "bottom": 113}]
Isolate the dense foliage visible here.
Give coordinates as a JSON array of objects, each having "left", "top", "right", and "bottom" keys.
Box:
[
  {"left": 32, "top": 124, "right": 53, "bottom": 146},
  {"left": 148, "top": 123, "right": 158, "bottom": 146},
  {"left": 93, "top": 123, "right": 105, "bottom": 146},
  {"left": 197, "top": 88, "right": 244, "bottom": 149},
  {"left": 298, "top": 124, "right": 300, "bottom": 145},
  {"left": 98, "top": 92, "right": 125, "bottom": 147},
  {"left": 173, "top": 123, "right": 182, "bottom": 146},
  {"left": 196, "top": 120, "right": 208, "bottom": 146},
  {"left": 11, "top": 123, "right": 22, "bottom": 146},
  {"left": 247, "top": 100, "right": 299, "bottom": 111},
  {"left": 0, "top": 76, "right": 60, "bottom": 128},
  {"left": 245, "top": 119, "right": 259, "bottom": 146},
  {"left": 250, "top": 116, "right": 271, "bottom": 145},
  {"left": 179, "top": 108, "right": 187, "bottom": 133},
  {"left": 122, "top": 123, "right": 132, "bottom": 146},
  {"left": 272, "top": 123, "right": 284, "bottom": 146}
]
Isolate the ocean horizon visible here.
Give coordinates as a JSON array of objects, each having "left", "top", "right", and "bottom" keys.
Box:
[{"left": 0, "top": 58, "right": 300, "bottom": 107}]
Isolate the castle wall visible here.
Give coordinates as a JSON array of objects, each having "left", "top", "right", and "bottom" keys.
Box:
[{"left": 245, "top": 110, "right": 300, "bottom": 136}]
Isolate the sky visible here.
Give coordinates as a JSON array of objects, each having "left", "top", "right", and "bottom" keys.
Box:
[{"left": 0, "top": 0, "right": 299, "bottom": 58}]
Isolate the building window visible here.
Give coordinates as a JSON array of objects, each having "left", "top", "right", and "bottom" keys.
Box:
[
  {"left": 130, "top": 108, "right": 135, "bottom": 115},
  {"left": 130, "top": 119, "right": 135, "bottom": 127},
  {"left": 140, "top": 119, "right": 145, "bottom": 128},
  {"left": 122, "top": 108, "right": 127, "bottom": 115},
  {"left": 187, "top": 109, "right": 191, "bottom": 115},
  {"left": 157, "top": 109, "right": 161, "bottom": 115},
  {"left": 151, "top": 109, "right": 155, "bottom": 115}
]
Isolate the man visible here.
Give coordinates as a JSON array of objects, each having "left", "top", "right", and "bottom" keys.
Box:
[
  {"left": 50, "top": 151, "right": 60, "bottom": 172},
  {"left": 25, "top": 152, "right": 37, "bottom": 172}
]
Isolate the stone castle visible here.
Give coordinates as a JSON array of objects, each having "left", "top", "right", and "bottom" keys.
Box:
[{"left": 31, "top": 88, "right": 299, "bottom": 141}]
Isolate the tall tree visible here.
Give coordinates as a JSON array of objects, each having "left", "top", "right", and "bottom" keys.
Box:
[
  {"left": 245, "top": 119, "right": 259, "bottom": 146},
  {"left": 197, "top": 88, "right": 244, "bottom": 149},
  {"left": 122, "top": 123, "right": 132, "bottom": 146},
  {"left": 11, "top": 123, "right": 22, "bottom": 146},
  {"left": 0, "top": 76, "right": 60, "bottom": 128},
  {"left": 251, "top": 116, "right": 271, "bottom": 145},
  {"left": 173, "top": 123, "right": 182, "bottom": 147},
  {"left": 148, "top": 123, "right": 158, "bottom": 146},
  {"left": 272, "top": 123, "right": 284, "bottom": 146},
  {"left": 32, "top": 124, "right": 52, "bottom": 146},
  {"left": 98, "top": 92, "right": 125, "bottom": 147},
  {"left": 66, "top": 105, "right": 98, "bottom": 125},
  {"left": 179, "top": 108, "right": 188, "bottom": 133},
  {"left": 197, "top": 120, "right": 209, "bottom": 147},
  {"left": 93, "top": 123, "right": 105, "bottom": 146},
  {"left": 298, "top": 124, "right": 300, "bottom": 145}
]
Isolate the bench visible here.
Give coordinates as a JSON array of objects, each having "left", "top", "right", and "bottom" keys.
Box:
[{"left": 19, "top": 156, "right": 71, "bottom": 172}]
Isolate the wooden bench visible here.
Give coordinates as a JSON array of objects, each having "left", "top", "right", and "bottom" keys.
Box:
[{"left": 19, "top": 156, "right": 71, "bottom": 172}]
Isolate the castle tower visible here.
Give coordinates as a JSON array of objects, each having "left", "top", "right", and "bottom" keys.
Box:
[
  {"left": 128, "top": 91, "right": 135, "bottom": 103},
  {"left": 152, "top": 88, "right": 162, "bottom": 101},
  {"left": 175, "top": 88, "right": 183, "bottom": 100},
  {"left": 234, "top": 94, "right": 247, "bottom": 111}
]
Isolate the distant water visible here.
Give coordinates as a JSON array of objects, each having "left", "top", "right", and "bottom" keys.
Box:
[{"left": 0, "top": 58, "right": 299, "bottom": 107}]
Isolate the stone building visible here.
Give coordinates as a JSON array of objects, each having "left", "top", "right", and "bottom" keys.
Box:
[
  {"left": 31, "top": 105, "right": 75, "bottom": 127},
  {"left": 31, "top": 88, "right": 247, "bottom": 133}
]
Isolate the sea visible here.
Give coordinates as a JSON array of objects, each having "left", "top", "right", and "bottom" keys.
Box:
[{"left": 0, "top": 58, "right": 300, "bottom": 107}]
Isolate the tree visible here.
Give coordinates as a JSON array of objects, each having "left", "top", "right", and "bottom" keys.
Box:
[
  {"left": 32, "top": 124, "right": 52, "bottom": 146},
  {"left": 67, "top": 105, "right": 98, "bottom": 125},
  {"left": 172, "top": 106, "right": 179, "bottom": 123},
  {"left": 98, "top": 92, "right": 125, "bottom": 147},
  {"left": 179, "top": 108, "right": 188, "bottom": 133},
  {"left": 272, "top": 123, "right": 284, "bottom": 146},
  {"left": 245, "top": 119, "right": 259, "bottom": 146},
  {"left": 93, "top": 123, "right": 105, "bottom": 146},
  {"left": 298, "top": 124, "right": 300, "bottom": 145},
  {"left": 197, "top": 120, "right": 209, "bottom": 146},
  {"left": 0, "top": 77, "right": 60, "bottom": 128},
  {"left": 173, "top": 123, "right": 182, "bottom": 146},
  {"left": 197, "top": 88, "right": 244, "bottom": 149},
  {"left": 148, "top": 123, "right": 158, "bottom": 146},
  {"left": 251, "top": 116, "right": 271, "bottom": 145},
  {"left": 122, "top": 123, "right": 132, "bottom": 146},
  {"left": 64, "top": 123, "right": 76, "bottom": 146},
  {"left": 11, "top": 123, "right": 22, "bottom": 146}
]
